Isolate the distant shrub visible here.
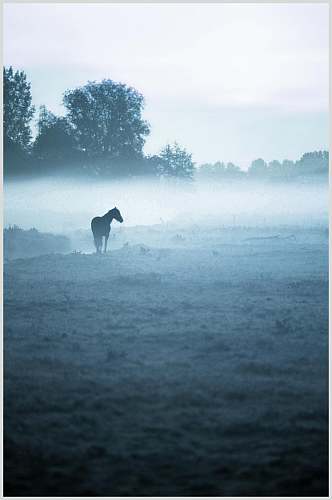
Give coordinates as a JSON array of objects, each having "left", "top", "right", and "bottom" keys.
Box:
[{"left": 4, "top": 226, "right": 71, "bottom": 259}]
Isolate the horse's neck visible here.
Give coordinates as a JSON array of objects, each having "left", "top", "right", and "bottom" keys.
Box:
[{"left": 103, "top": 212, "right": 113, "bottom": 223}]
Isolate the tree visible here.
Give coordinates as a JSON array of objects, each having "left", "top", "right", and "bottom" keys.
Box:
[
  {"left": 33, "top": 106, "right": 79, "bottom": 165},
  {"left": 225, "top": 162, "right": 243, "bottom": 177},
  {"left": 282, "top": 159, "right": 295, "bottom": 170},
  {"left": 295, "top": 151, "right": 329, "bottom": 176},
  {"left": 36, "top": 105, "right": 58, "bottom": 135},
  {"left": 267, "top": 160, "right": 282, "bottom": 179},
  {"left": 4, "top": 66, "right": 35, "bottom": 150},
  {"left": 156, "top": 143, "right": 195, "bottom": 179},
  {"left": 198, "top": 161, "right": 225, "bottom": 179},
  {"left": 63, "top": 79, "right": 150, "bottom": 169},
  {"left": 197, "top": 161, "right": 243, "bottom": 180},
  {"left": 248, "top": 158, "right": 268, "bottom": 177}
]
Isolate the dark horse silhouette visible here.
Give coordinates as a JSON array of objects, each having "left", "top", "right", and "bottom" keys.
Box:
[{"left": 91, "top": 207, "right": 123, "bottom": 253}]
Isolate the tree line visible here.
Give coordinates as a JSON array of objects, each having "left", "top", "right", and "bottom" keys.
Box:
[
  {"left": 198, "top": 151, "right": 329, "bottom": 182},
  {"left": 4, "top": 66, "right": 329, "bottom": 182},
  {"left": 4, "top": 66, "right": 194, "bottom": 180}
]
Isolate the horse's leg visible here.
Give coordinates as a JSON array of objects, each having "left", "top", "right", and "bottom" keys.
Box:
[
  {"left": 104, "top": 234, "right": 109, "bottom": 254},
  {"left": 95, "top": 236, "right": 102, "bottom": 253}
]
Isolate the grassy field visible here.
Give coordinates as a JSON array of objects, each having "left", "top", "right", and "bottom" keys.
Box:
[{"left": 4, "top": 224, "right": 328, "bottom": 496}]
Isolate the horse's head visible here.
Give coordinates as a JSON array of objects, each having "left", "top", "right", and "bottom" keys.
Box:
[{"left": 111, "top": 207, "right": 123, "bottom": 223}]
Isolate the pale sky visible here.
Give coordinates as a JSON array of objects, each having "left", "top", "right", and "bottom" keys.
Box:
[{"left": 4, "top": 3, "right": 329, "bottom": 167}]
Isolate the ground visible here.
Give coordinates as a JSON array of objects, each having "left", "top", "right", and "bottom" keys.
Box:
[{"left": 4, "top": 224, "right": 329, "bottom": 496}]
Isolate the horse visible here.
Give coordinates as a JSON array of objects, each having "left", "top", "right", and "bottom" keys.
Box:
[{"left": 91, "top": 207, "right": 123, "bottom": 254}]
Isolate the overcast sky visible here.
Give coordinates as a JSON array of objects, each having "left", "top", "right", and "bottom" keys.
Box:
[{"left": 4, "top": 3, "right": 329, "bottom": 167}]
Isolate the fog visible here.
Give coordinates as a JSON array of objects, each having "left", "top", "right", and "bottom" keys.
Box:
[
  {"left": 4, "top": 175, "right": 328, "bottom": 496},
  {"left": 4, "top": 177, "right": 328, "bottom": 236}
]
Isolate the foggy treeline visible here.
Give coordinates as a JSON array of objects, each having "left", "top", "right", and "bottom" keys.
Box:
[
  {"left": 197, "top": 152, "right": 328, "bottom": 182},
  {"left": 4, "top": 66, "right": 329, "bottom": 183}
]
